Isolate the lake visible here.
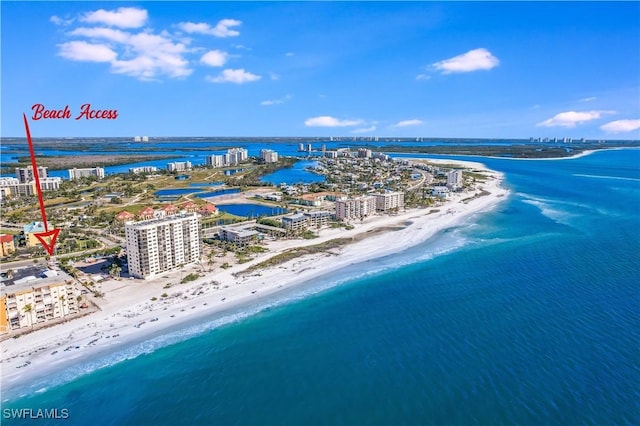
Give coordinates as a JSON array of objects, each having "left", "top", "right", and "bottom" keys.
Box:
[{"left": 216, "top": 203, "right": 287, "bottom": 217}]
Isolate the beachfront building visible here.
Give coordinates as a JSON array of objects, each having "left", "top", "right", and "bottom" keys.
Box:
[
  {"left": 166, "top": 161, "right": 192, "bottom": 173},
  {"left": 259, "top": 149, "right": 279, "bottom": 163},
  {"left": 205, "top": 155, "right": 225, "bottom": 168},
  {"left": 0, "top": 270, "right": 79, "bottom": 334},
  {"left": 219, "top": 226, "right": 258, "bottom": 246},
  {"left": 282, "top": 211, "right": 334, "bottom": 232},
  {"left": 125, "top": 213, "right": 201, "bottom": 280},
  {"left": 282, "top": 213, "right": 308, "bottom": 232},
  {"left": 447, "top": 170, "right": 463, "bottom": 190},
  {"left": 15, "top": 166, "right": 48, "bottom": 184},
  {"left": 23, "top": 221, "right": 53, "bottom": 247},
  {"left": 374, "top": 192, "right": 405, "bottom": 212},
  {"left": 432, "top": 186, "right": 450, "bottom": 199},
  {"left": 129, "top": 166, "right": 158, "bottom": 174},
  {"left": 0, "top": 234, "right": 15, "bottom": 256},
  {"left": 305, "top": 211, "right": 333, "bottom": 228},
  {"left": 335, "top": 196, "right": 376, "bottom": 221},
  {"left": 68, "top": 167, "right": 105, "bottom": 180}
]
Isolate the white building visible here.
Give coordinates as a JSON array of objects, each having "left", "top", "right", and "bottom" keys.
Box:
[
  {"left": 0, "top": 271, "right": 79, "bottom": 334},
  {"left": 166, "top": 161, "right": 192, "bottom": 172},
  {"left": 69, "top": 167, "right": 105, "bottom": 180},
  {"left": 15, "top": 166, "right": 48, "bottom": 183},
  {"left": 0, "top": 178, "right": 36, "bottom": 198},
  {"left": 129, "top": 166, "right": 158, "bottom": 174},
  {"left": 125, "top": 213, "right": 201, "bottom": 279},
  {"left": 39, "top": 177, "right": 62, "bottom": 191},
  {"left": 357, "top": 148, "right": 372, "bottom": 158},
  {"left": 335, "top": 196, "right": 376, "bottom": 221},
  {"left": 282, "top": 213, "right": 308, "bottom": 231},
  {"left": 447, "top": 170, "right": 463, "bottom": 190},
  {"left": 432, "top": 186, "right": 450, "bottom": 199},
  {"left": 225, "top": 148, "right": 248, "bottom": 166},
  {"left": 260, "top": 149, "right": 279, "bottom": 163},
  {"left": 206, "top": 155, "right": 225, "bottom": 168},
  {"left": 219, "top": 226, "right": 258, "bottom": 246},
  {"left": 374, "top": 192, "right": 404, "bottom": 212}
]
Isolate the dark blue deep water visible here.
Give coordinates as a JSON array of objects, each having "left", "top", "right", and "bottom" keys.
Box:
[{"left": 3, "top": 149, "right": 639, "bottom": 425}]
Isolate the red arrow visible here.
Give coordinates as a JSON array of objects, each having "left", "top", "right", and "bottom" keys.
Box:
[{"left": 23, "top": 113, "right": 60, "bottom": 256}]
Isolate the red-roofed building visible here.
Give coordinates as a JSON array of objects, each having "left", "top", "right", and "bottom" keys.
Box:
[
  {"left": 200, "top": 203, "right": 218, "bottom": 216},
  {"left": 138, "top": 206, "right": 156, "bottom": 220},
  {"left": 181, "top": 201, "right": 199, "bottom": 213},
  {"left": 162, "top": 204, "right": 179, "bottom": 216},
  {"left": 0, "top": 234, "right": 15, "bottom": 257},
  {"left": 115, "top": 211, "right": 136, "bottom": 222}
]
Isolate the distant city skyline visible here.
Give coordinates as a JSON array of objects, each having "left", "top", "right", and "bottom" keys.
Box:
[{"left": 2, "top": 2, "right": 639, "bottom": 139}]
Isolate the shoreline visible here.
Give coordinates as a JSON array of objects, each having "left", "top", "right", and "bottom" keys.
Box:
[{"left": 1, "top": 159, "right": 509, "bottom": 401}]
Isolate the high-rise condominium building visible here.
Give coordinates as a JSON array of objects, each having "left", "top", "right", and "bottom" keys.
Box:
[
  {"left": 15, "top": 166, "right": 48, "bottom": 184},
  {"left": 335, "top": 196, "right": 376, "bottom": 221},
  {"left": 125, "top": 213, "right": 201, "bottom": 279},
  {"left": 68, "top": 167, "right": 105, "bottom": 180},
  {"left": 260, "top": 149, "right": 279, "bottom": 163},
  {"left": 447, "top": 170, "right": 463, "bottom": 190}
]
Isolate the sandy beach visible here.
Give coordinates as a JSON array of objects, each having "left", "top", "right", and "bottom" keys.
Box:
[{"left": 1, "top": 159, "right": 509, "bottom": 400}]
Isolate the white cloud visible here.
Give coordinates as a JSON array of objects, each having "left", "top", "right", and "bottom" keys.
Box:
[
  {"left": 351, "top": 126, "right": 377, "bottom": 134},
  {"left": 600, "top": 119, "right": 640, "bottom": 133},
  {"left": 285, "top": 52, "right": 295, "bottom": 57},
  {"left": 62, "top": 22, "right": 192, "bottom": 80},
  {"left": 70, "top": 27, "right": 130, "bottom": 43},
  {"left": 58, "top": 41, "right": 117, "bottom": 62},
  {"left": 200, "top": 50, "right": 228, "bottom": 67},
  {"left": 269, "top": 72, "right": 280, "bottom": 81},
  {"left": 416, "top": 74, "right": 431, "bottom": 81},
  {"left": 81, "top": 7, "right": 148, "bottom": 29},
  {"left": 537, "top": 110, "right": 615, "bottom": 128},
  {"left": 304, "top": 116, "right": 363, "bottom": 127},
  {"left": 177, "top": 19, "right": 241, "bottom": 37},
  {"left": 260, "top": 94, "right": 292, "bottom": 106},
  {"left": 56, "top": 9, "right": 250, "bottom": 81},
  {"left": 394, "top": 119, "right": 423, "bottom": 127},
  {"left": 432, "top": 48, "right": 499, "bottom": 74},
  {"left": 207, "top": 69, "right": 261, "bottom": 84},
  {"left": 579, "top": 97, "right": 597, "bottom": 102}
]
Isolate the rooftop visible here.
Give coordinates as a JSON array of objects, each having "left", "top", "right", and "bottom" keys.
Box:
[
  {"left": 23, "top": 221, "right": 51, "bottom": 233},
  {"left": 0, "top": 268, "right": 74, "bottom": 297}
]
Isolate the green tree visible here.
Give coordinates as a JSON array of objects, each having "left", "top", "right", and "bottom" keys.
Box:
[{"left": 22, "top": 304, "right": 33, "bottom": 329}]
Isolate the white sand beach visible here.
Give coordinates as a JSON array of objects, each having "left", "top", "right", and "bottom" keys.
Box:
[{"left": 1, "top": 159, "right": 509, "bottom": 399}]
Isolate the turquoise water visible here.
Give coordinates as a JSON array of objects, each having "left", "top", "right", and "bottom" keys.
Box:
[
  {"left": 3, "top": 149, "right": 639, "bottom": 425},
  {"left": 215, "top": 204, "right": 287, "bottom": 217}
]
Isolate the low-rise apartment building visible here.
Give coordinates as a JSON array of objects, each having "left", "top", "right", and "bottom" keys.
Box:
[{"left": 0, "top": 270, "right": 79, "bottom": 334}]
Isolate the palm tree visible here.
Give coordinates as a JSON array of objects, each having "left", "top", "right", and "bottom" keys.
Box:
[
  {"left": 109, "top": 264, "right": 122, "bottom": 279},
  {"left": 22, "top": 304, "right": 33, "bottom": 329}
]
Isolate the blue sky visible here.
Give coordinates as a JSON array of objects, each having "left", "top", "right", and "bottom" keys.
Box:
[{"left": 1, "top": 1, "right": 639, "bottom": 139}]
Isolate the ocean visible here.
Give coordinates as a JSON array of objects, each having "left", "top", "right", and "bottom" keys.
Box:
[{"left": 3, "top": 149, "right": 639, "bottom": 425}]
